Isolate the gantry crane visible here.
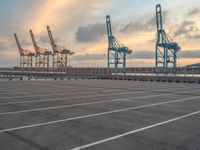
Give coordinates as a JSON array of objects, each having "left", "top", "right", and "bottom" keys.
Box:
[
  {"left": 30, "top": 30, "right": 52, "bottom": 68},
  {"left": 47, "top": 26, "right": 74, "bottom": 68},
  {"left": 14, "top": 33, "right": 35, "bottom": 69},
  {"left": 106, "top": 15, "right": 132, "bottom": 75},
  {"left": 155, "top": 4, "right": 180, "bottom": 69}
]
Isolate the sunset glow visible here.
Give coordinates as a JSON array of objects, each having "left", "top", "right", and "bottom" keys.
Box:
[{"left": 0, "top": 0, "right": 200, "bottom": 67}]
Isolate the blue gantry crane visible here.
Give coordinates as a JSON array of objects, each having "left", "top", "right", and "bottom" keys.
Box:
[
  {"left": 155, "top": 4, "right": 180, "bottom": 69},
  {"left": 106, "top": 15, "right": 132, "bottom": 74}
]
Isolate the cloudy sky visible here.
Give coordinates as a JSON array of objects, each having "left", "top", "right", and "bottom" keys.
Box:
[{"left": 0, "top": 0, "right": 200, "bottom": 67}]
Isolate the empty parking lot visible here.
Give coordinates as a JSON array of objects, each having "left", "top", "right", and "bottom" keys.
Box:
[{"left": 0, "top": 80, "right": 199, "bottom": 150}]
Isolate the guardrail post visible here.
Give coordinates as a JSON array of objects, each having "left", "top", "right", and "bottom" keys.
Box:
[
  {"left": 171, "top": 69, "right": 172, "bottom": 77},
  {"left": 135, "top": 68, "right": 136, "bottom": 76},
  {"left": 192, "top": 68, "right": 194, "bottom": 77},
  {"left": 185, "top": 68, "right": 186, "bottom": 77},
  {"left": 146, "top": 68, "right": 148, "bottom": 77}
]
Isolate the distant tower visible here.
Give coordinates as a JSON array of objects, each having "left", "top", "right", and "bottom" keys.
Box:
[
  {"left": 14, "top": 33, "right": 35, "bottom": 69},
  {"left": 155, "top": 4, "right": 180, "bottom": 69},
  {"left": 30, "top": 30, "right": 52, "bottom": 68},
  {"left": 47, "top": 26, "right": 74, "bottom": 68},
  {"left": 106, "top": 15, "right": 132, "bottom": 74}
]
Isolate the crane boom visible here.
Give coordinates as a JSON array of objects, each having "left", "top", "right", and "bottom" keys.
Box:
[
  {"left": 30, "top": 30, "right": 39, "bottom": 54},
  {"left": 106, "top": 15, "right": 114, "bottom": 49},
  {"left": 156, "top": 5, "right": 163, "bottom": 44},
  {"left": 14, "top": 33, "right": 22, "bottom": 54},
  {"left": 47, "top": 25, "right": 56, "bottom": 52},
  {"left": 106, "top": 16, "right": 113, "bottom": 37}
]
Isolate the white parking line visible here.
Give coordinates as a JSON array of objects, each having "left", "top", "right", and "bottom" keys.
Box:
[
  {"left": 0, "top": 88, "right": 199, "bottom": 106},
  {"left": 0, "top": 86, "right": 68, "bottom": 92},
  {"left": 0, "top": 91, "right": 145, "bottom": 106},
  {"left": 0, "top": 83, "right": 196, "bottom": 94},
  {"left": 70, "top": 110, "right": 200, "bottom": 150},
  {"left": 0, "top": 89, "right": 123, "bottom": 100},
  {"left": 0, "top": 93, "right": 170, "bottom": 115},
  {"left": 0, "top": 95, "right": 199, "bottom": 134},
  {"left": 0, "top": 87, "right": 104, "bottom": 95},
  {"left": 0, "top": 82, "right": 107, "bottom": 93},
  {"left": 152, "top": 87, "right": 200, "bottom": 93}
]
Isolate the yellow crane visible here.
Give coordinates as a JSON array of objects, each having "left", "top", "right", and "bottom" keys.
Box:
[
  {"left": 47, "top": 25, "right": 74, "bottom": 68},
  {"left": 14, "top": 33, "right": 35, "bottom": 69},
  {"left": 30, "top": 30, "right": 52, "bottom": 68}
]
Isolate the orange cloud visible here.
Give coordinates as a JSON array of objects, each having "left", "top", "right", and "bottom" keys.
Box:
[
  {"left": 24, "top": 1, "right": 76, "bottom": 33},
  {"left": 24, "top": 0, "right": 112, "bottom": 34}
]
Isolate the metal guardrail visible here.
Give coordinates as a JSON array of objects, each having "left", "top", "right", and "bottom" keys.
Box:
[{"left": 0, "top": 70, "right": 200, "bottom": 83}]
